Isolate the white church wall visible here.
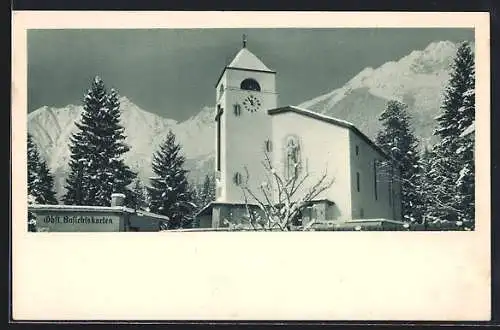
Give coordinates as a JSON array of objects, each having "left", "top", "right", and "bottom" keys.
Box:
[
  {"left": 348, "top": 131, "right": 402, "bottom": 220},
  {"left": 270, "top": 111, "right": 353, "bottom": 221}
]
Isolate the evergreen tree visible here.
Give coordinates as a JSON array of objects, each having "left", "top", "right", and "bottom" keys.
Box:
[
  {"left": 101, "top": 88, "right": 137, "bottom": 200},
  {"left": 198, "top": 174, "right": 216, "bottom": 208},
  {"left": 27, "top": 194, "right": 37, "bottom": 232},
  {"left": 456, "top": 72, "right": 475, "bottom": 226},
  {"left": 126, "top": 178, "right": 147, "bottom": 210},
  {"left": 27, "top": 134, "right": 58, "bottom": 231},
  {"left": 416, "top": 147, "right": 438, "bottom": 227},
  {"left": 27, "top": 133, "right": 58, "bottom": 205},
  {"left": 62, "top": 128, "right": 88, "bottom": 205},
  {"left": 431, "top": 41, "right": 475, "bottom": 223},
  {"left": 376, "top": 100, "right": 423, "bottom": 222},
  {"left": 192, "top": 174, "right": 216, "bottom": 228},
  {"left": 62, "top": 76, "right": 136, "bottom": 206},
  {"left": 147, "top": 130, "right": 195, "bottom": 229}
]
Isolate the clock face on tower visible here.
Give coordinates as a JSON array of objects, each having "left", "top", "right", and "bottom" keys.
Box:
[{"left": 242, "top": 94, "right": 262, "bottom": 113}]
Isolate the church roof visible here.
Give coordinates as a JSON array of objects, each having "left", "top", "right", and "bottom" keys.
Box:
[
  {"left": 228, "top": 48, "right": 273, "bottom": 72},
  {"left": 215, "top": 47, "right": 275, "bottom": 87},
  {"left": 267, "top": 106, "right": 393, "bottom": 161},
  {"left": 27, "top": 204, "right": 171, "bottom": 220}
]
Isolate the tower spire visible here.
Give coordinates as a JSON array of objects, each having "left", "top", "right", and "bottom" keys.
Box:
[{"left": 242, "top": 34, "right": 247, "bottom": 48}]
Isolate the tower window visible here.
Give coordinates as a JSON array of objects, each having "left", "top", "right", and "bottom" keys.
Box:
[
  {"left": 233, "top": 104, "right": 241, "bottom": 116},
  {"left": 233, "top": 172, "right": 243, "bottom": 186},
  {"left": 360, "top": 208, "right": 364, "bottom": 218},
  {"left": 356, "top": 172, "right": 360, "bottom": 192},
  {"left": 355, "top": 145, "right": 359, "bottom": 156},
  {"left": 240, "top": 78, "right": 261, "bottom": 92},
  {"left": 285, "top": 135, "right": 300, "bottom": 180},
  {"left": 265, "top": 139, "right": 272, "bottom": 152},
  {"left": 219, "top": 84, "right": 224, "bottom": 96}
]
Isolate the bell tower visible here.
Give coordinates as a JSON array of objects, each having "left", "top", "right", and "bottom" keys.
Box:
[{"left": 214, "top": 36, "right": 278, "bottom": 204}]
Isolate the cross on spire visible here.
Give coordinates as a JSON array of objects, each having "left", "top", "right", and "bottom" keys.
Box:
[{"left": 242, "top": 34, "right": 247, "bottom": 48}]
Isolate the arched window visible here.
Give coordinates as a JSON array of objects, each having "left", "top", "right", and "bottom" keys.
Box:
[
  {"left": 219, "top": 83, "right": 224, "bottom": 95},
  {"left": 285, "top": 135, "right": 300, "bottom": 180},
  {"left": 264, "top": 139, "right": 272, "bottom": 152},
  {"left": 233, "top": 104, "right": 241, "bottom": 116},
  {"left": 240, "top": 78, "right": 261, "bottom": 91},
  {"left": 233, "top": 172, "right": 243, "bottom": 186}
]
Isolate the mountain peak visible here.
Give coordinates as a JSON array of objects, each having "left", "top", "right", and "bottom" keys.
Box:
[
  {"left": 297, "top": 39, "right": 462, "bottom": 144},
  {"left": 118, "top": 95, "right": 133, "bottom": 103},
  {"left": 117, "top": 95, "right": 139, "bottom": 110},
  {"left": 424, "top": 40, "right": 457, "bottom": 53},
  {"left": 190, "top": 106, "right": 214, "bottom": 123}
]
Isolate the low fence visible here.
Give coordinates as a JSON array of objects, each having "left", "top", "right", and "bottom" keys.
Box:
[{"left": 163, "top": 219, "right": 473, "bottom": 232}]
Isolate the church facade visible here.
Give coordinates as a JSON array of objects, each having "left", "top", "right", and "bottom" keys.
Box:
[{"left": 196, "top": 40, "right": 402, "bottom": 229}]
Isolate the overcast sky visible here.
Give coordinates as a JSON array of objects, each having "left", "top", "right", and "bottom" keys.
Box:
[{"left": 28, "top": 28, "right": 474, "bottom": 121}]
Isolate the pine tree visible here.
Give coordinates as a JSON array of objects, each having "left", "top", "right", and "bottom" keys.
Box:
[
  {"left": 192, "top": 174, "right": 216, "bottom": 228},
  {"left": 27, "top": 133, "right": 58, "bottom": 205},
  {"left": 62, "top": 130, "right": 88, "bottom": 205},
  {"left": 416, "top": 147, "right": 438, "bottom": 227},
  {"left": 198, "top": 174, "right": 216, "bottom": 208},
  {"left": 431, "top": 41, "right": 475, "bottom": 224},
  {"left": 456, "top": 65, "right": 475, "bottom": 226},
  {"left": 28, "top": 134, "right": 58, "bottom": 231},
  {"left": 62, "top": 76, "right": 136, "bottom": 206},
  {"left": 127, "top": 178, "right": 147, "bottom": 210},
  {"left": 147, "top": 130, "right": 195, "bottom": 229},
  {"left": 101, "top": 88, "right": 137, "bottom": 201},
  {"left": 375, "top": 100, "right": 423, "bottom": 222}
]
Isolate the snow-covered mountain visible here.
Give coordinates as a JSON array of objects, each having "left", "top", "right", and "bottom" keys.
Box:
[
  {"left": 298, "top": 40, "right": 466, "bottom": 146},
  {"left": 28, "top": 40, "right": 465, "bottom": 199},
  {"left": 28, "top": 97, "right": 215, "bottom": 198}
]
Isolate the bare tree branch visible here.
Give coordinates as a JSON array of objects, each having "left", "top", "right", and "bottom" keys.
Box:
[{"left": 228, "top": 153, "right": 335, "bottom": 231}]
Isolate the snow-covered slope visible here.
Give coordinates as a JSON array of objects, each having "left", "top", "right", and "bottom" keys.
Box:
[
  {"left": 28, "top": 96, "right": 215, "bottom": 198},
  {"left": 28, "top": 40, "right": 465, "bottom": 200},
  {"left": 298, "top": 40, "right": 465, "bottom": 145}
]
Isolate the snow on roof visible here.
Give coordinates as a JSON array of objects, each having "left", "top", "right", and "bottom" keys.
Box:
[
  {"left": 195, "top": 199, "right": 336, "bottom": 218},
  {"left": 133, "top": 210, "right": 170, "bottom": 221},
  {"left": 194, "top": 201, "right": 260, "bottom": 217},
  {"left": 345, "top": 219, "right": 405, "bottom": 225},
  {"left": 28, "top": 204, "right": 170, "bottom": 221},
  {"left": 28, "top": 204, "right": 126, "bottom": 213},
  {"left": 289, "top": 105, "right": 356, "bottom": 127},
  {"left": 215, "top": 47, "right": 275, "bottom": 87},
  {"left": 267, "top": 105, "right": 392, "bottom": 161},
  {"left": 228, "top": 48, "right": 273, "bottom": 72}
]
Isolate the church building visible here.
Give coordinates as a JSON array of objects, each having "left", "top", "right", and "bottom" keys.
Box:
[{"left": 196, "top": 37, "right": 402, "bottom": 229}]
